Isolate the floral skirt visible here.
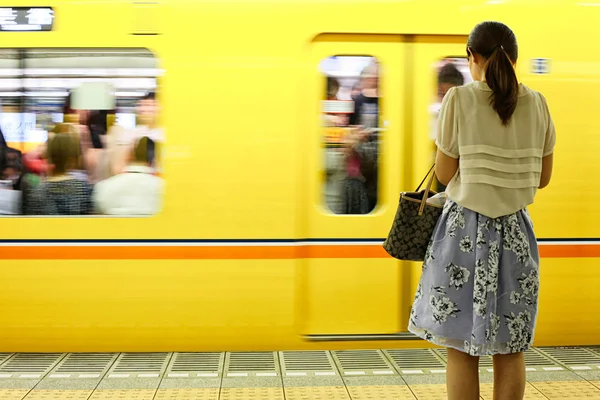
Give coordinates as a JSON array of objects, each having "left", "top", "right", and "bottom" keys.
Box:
[{"left": 408, "top": 200, "right": 540, "bottom": 356}]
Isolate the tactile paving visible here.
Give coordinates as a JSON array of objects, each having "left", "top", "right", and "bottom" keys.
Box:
[
  {"left": 107, "top": 353, "right": 170, "bottom": 378},
  {"left": 285, "top": 386, "right": 349, "bottom": 400},
  {"left": 0, "top": 389, "right": 29, "bottom": 400},
  {"left": 280, "top": 351, "right": 336, "bottom": 376},
  {"left": 530, "top": 380, "right": 600, "bottom": 399},
  {"left": 154, "top": 388, "right": 219, "bottom": 399},
  {"left": 384, "top": 349, "right": 445, "bottom": 373},
  {"left": 407, "top": 384, "right": 447, "bottom": 400},
  {"left": 537, "top": 347, "right": 600, "bottom": 371},
  {"left": 348, "top": 385, "right": 416, "bottom": 399},
  {"left": 435, "top": 348, "right": 558, "bottom": 372},
  {"left": 23, "top": 390, "right": 91, "bottom": 399},
  {"left": 332, "top": 350, "right": 394, "bottom": 376},
  {"left": 0, "top": 356, "right": 13, "bottom": 368},
  {"left": 0, "top": 354, "right": 64, "bottom": 378},
  {"left": 52, "top": 354, "right": 116, "bottom": 377},
  {"left": 219, "top": 387, "right": 284, "bottom": 399},
  {"left": 479, "top": 383, "right": 547, "bottom": 399},
  {"left": 225, "top": 353, "right": 279, "bottom": 377},
  {"left": 165, "top": 353, "right": 223, "bottom": 378},
  {"left": 88, "top": 389, "right": 157, "bottom": 400}
]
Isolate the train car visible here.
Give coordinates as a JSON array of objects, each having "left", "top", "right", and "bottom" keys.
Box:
[{"left": 0, "top": 0, "right": 598, "bottom": 352}]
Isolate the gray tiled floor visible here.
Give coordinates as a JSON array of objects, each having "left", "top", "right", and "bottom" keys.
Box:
[{"left": 0, "top": 347, "right": 598, "bottom": 399}]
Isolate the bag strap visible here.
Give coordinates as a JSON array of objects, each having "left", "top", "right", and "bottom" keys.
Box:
[
  {"left": 415, "top": 164, "right": 435, "bottom": 191},
  {"left": 418, "top": 164, "right": 437, "bottom": 216}
]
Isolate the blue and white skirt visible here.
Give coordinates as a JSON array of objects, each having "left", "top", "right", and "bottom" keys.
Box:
[{"left": 408, "top": 200, "right": 540, "bottom": 356}]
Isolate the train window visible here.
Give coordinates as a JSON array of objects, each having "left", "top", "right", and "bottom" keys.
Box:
[
  {"left": 430, "top": 58, "right": 472, "bottom": 192},
  {"left": 0, "top": 48, "right": 163, "bottom": 217},
  {"left": 320, "top": 56, "right": 380, "bottom": 215}
]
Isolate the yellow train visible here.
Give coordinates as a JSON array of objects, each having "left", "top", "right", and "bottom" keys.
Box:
[{"left": 0, "top": 0, "right": 598, "bottom": 352}]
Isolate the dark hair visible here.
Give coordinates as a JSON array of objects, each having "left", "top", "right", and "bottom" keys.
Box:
[
  {"left": 63, "top": 91, "right": 75, "bottom": 115},
  {"left": 0, "top": 146, "right": 6, "bottom": 177},
  {"left": 133, "top": 136, "right": 156, "bottom": 165},
  {"left": 467, "top": 21, "right": 519, "bottom": 125},
  {"left": 438, "top": 63, "right": 464, "bottom": 87},
  {"left": 141, "top": 91, "right": 156, "bottom": 101},
  {"left": 0, "top": 126, "right": 7, "bottom": 148},
  {"left": 88, "top": 110, "right": 108, "bottom": 149}
]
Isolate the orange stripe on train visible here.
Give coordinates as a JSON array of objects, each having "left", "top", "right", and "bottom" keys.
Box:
[{"left": 0, "top": 244, "right": 597, "bottom": 259}]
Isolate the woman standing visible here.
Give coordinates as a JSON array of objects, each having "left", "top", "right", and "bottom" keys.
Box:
[{"left": 408, "top": 22, "right": 555, "bottom": 400}]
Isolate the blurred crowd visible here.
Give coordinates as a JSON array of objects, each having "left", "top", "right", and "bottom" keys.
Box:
[{"left": 0, "top": 91, "right": 164, "bottom": 216}]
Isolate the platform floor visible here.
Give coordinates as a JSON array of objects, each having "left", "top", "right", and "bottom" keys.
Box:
[{"left": 0, "top": 347, "right": 599, "bottom": 399}]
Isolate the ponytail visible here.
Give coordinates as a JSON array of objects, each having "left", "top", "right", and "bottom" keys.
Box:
[{"left": 485, "top": 46, "right": 519, "bottom": 125}]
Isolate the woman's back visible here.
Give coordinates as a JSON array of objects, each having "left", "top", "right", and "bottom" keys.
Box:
[
  {"left": 438, "top": 80, "right": 555, "bottom": 218},
  {"left": 26, "top": 178, "right": 92, "bottom": 215},
  {"left": 409, "top": 21, "right": 555, "bottom": 400}
]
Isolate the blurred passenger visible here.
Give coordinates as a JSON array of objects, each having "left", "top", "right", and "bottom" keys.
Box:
[
  {"left": 438, "top": 62, "right": 465, "bottom": 101},
  {"left": 93, "top": 136, "right": 163, "bottom": 215},
  {"left": 0, "top": 146, "right": 22, "bottom": 214},
  {"left": 324, "top": 77, "right": 348, "bottom": 127},
  {"left": 110, "top": 92, "right": 163, "bottom": 176},
  {"left": 326, "top": 77, "right": 340, "bottom": 100},
  {"left": 0, "top": 125, "right": 7, "bottom": 148},
  {"left": 347, "top": 63, "right": 379, "bottom": 212},
  {"left": 432, "top": 63, "right": 465, "bottom": 192},
  {"left": 325, "top": 140, "right": 347, "bottom": 214},
  {"left": 23, "top": 92, "right": 91, "bottom": 176},
  {"left": 1, "top": 147, "right": 23, "bottom": 189},
  {"left": 343, "top": 128, "right": 371, "bottom": 214},
  {"left": 350, "top": 81, "right": 362, "bottom": 100},
  {"left": 80, "top": 109, "right": 118, "bottom": 184},
  {"left": 349, "top": 63, "right": 379, "bottom": 129},
  {"left": 24, "top": 125, "right": 93, "bottom": 215}
]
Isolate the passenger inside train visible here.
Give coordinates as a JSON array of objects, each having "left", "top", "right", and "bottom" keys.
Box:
[
  {"left": 24, "top": 126, "right": 93, "bottom": 215},
  {"left": 93, "top": 136, "right": 163, "bottom": 216},
  {"left": 0, "top": 48, "right": 163, "bottom": 216},
  {"left": 322, "top": 56, "right": 380, "bottom": 215},
  {"left": 431, "top": 60, "right": 469, "bottom": 192}
]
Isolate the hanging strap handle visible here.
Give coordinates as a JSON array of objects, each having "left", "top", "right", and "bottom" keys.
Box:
[
  {"left": 418, "top": 164, "right": 437, "bottom": 216},
  {"left": 415, "top": 164, "right": 435, "bottom": 191}
]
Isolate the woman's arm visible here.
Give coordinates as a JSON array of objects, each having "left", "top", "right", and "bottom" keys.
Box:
[
  {"left": 434, "top": 87, "right": 459, "bottom": 186},
  {"left": 539, "top": 154, "right": 553, "bottom": 189},
  {"left": 435, "top": 150, "right": 458, "bottom": 186}
]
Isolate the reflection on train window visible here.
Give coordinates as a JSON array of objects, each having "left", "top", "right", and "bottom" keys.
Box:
[
  {"left": 0, "top": 48, "right": 164, "bottom": 217},
  {"left": 320, "top": 56, "right": 380, "bottom": 215},
  {"left": 430, "top": 58, "right": 472, "bottom": 192}
]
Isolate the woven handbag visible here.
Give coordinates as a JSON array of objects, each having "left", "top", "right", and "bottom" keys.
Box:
[{"left": 383, "top": 165, "right": 444, "bottom": 261}]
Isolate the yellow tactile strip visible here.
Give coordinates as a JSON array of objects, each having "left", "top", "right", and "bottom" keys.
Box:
[
  {"left": 219, "top": 387, "right": 284, "bottom": 400},
  {"left": 407, "top": 384, "right": 447, "bottom": 400},
  {"left": 348, "top": 385, "right": 416, "bottom": 399},
  {"left": 0, "top": 389, "right": 29, "bottom": 400},
  {"left": 285, "top": 386, "right": 350, "bottom": 400},
  {"left": 530, "top": 380, "right": 600, "bottom": 399},
  {"left": 1, "top": 382, "right": 600, "bottom": 399},
  {"left": 480, "top": 383, "right": 547, "bottom": 399},
  {"left": 154, "top": 388, "right": 219, "bottom": 400},
  {"left": 23, "top": 390, "right": 92, "bottom": 400},
  {"left": 88, "top": 389, "right": 156, "bottom": 400}
]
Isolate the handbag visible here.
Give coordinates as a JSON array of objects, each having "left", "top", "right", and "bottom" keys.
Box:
[{"left": 383, "top": 164, "right": 444, "bottom": 261}]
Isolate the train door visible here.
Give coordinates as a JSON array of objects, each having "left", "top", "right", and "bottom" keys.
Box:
[{"left": 297, "top": 35, "right": 407, "bottom": 338}]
